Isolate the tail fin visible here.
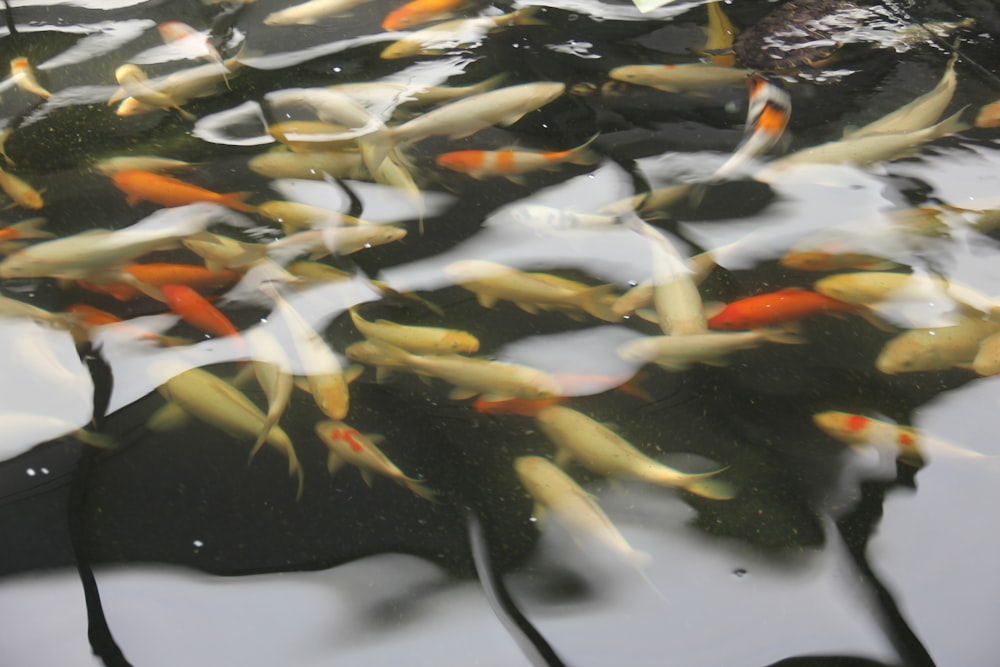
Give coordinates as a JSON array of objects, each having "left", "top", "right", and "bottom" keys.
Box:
[{"left": 684, "top": 477, "right": 737, "bottom": 500}]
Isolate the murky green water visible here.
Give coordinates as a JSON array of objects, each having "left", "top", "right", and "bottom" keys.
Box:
[{"left": 1, "top": 0, "right": 999, "bottom": 665}]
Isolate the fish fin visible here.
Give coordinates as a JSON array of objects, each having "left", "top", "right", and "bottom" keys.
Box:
[
  {"left": 702, "top": 301, "right": 726, "bottom": 319},
  {"left": 755, "top": 327, "right": 807, "bottom": 345},
  {"left": 327, "top": 452, "right": 346, "bottom": 475},
  {"left": 125, "top": 195, "right": 141, "bottom": 206},
  {"left": 532, "top": 502, "right": 547, "bottom": 526},
  {"left": 223, "top": 192, "right": 258, "bottom": 215},
  {"left": 512, "top": 6, "right": 545, "bottom": 26},
  {"left": 344, "top": 364, "right": 365, "bottom": 384},
  {"left": 293, "top": 466, "right": 305, "bottom": 501},
  {"left": 72, "top": 429, "right": 117, "bottom": 449},
  {"left": 653, "top": 360, "right": 691, "bottom": 372},
  {"left": 616, "top": 372, "right": 655, "bottom": 403},
  {"left": 855, "top": 306, "right": 896, "bottom": 333},
  {"left": 684, "top": 477, "right": 737, "bottom": 501},
  {"left": 374, "top": 367, "right": 396, "bottom": 383},
  {"left": 403, "top": 478, "right": 438, "bottom": 503},
  {"left": 360, "top": 469, "right": 376, "bottom": 487},
  {"left": 248, "top": 432, "right": 267, "bottom": 463},
  {"left": 228, "top": 243, "right": 268, "bottom": 269},
  {"left": 449, "top": 387, "right": 478, "bottom": 400},
  {"left": 146, "top": 402, "right": 191, "bottom": 431},
  {"left": 7, "top": 217, "right": 52, "bottom": 240},
  {"left": 366, "top": 433, "right": 386, "bottom": 446},
  {"left": 476, "top": 293, "right": 499, "bottom": 309},
  {"left": 577, "top": 283, "right": 622, "bottom": 322},
  {"left": 515, "top": 301, "right": 540, "bottom": 315},
  {"left": 293, "top": 377, "right": 311, "bottom": 394},
  {"left": 635, "top": 307, "right": 658, "bottom": 324},
  {"left": 553, "top": 447, "right": 573, "bottom": 468}
]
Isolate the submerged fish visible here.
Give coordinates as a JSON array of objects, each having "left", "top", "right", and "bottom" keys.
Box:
[
  {"left": 111, "top": 170, "right": 257, "bottom": 213},
  {"left": 608, "top": 63, "right": 751, "bottom": 94},
  {"left": 349, "top": 308, "right": 479, "bottom": 354},
  {"left": 875, "top": 315, "right": 1000, "bottom": 375},
  {"left": 435, "top": 135, "right": 599, "bottom": 181},
  {"left": 707, "top": 288, "right": 875, "bottom": 331},
  {"left": 264, "top": 0, "right": 370, "bottom": 25},
  {"left": 618, "top": 328, "right": 803, "bottom": 371},
  {"left": 379, "top": 7, "right": 544, "bottom": 59},
  {"left": 382, "top": 0, "right": 472, "bottom": 31}
]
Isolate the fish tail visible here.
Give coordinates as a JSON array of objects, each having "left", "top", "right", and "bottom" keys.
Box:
[
  {"left": 360, "top": 129, "right": 396, "bottom": 172},
  {"left": 512, "top": 5, "right": 546, "bottom": 26},
  {"left": 683, "top": 477, "right": 737, "bottom": 500},
  {"left": 8, "top": 217, "right": 53, "bottom": 240},
  {"left": 221, "top": 191, "right": 259, "bottom": 214},
  {"left": 932, "top": 107, "right": 972, "bottom": 137},
  {"left": 248, "top": 432, "right": 267, "bottom": 464},
  {"left": 72, "top": 429, "right": 117, "bottom": 449},
  {"left": 578, "top": 284, "right": 623, "bottom": 322},
  {"left": 756, "top": 327, "right": 807, "bottom": 345},
  {"left": 403, "top": 477, "right": 438, "bottom": 503}
]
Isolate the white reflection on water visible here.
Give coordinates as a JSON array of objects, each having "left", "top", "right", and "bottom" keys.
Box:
[{"left": 38, "top": 20, "right": 155, "bottom": 70}]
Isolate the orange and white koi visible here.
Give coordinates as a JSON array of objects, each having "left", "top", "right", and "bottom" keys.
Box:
[
  {"left": 812, "top": 410, "right": 989, "bottom": 466},
  {"left": 608, "top": 63, "right": 751, "bottom": 94},
  {"left": 156, "top": 365, "right": 304, "bottom": 498},
  {"left": 10, "top": 57, "right": 51, "bottom": 99},
  {"left": 111, "top": 170, "right": 257, "bottom": 213},
  {"left": 382, "top": 0, "right": 470, "bottom": 31},
  {"left": 161, "top": 284, "right": 239, "bottom": 339},
  {"left": 349, "top": 308, "right": 479, "bottom": 354},
  {"left": 264, "top": 0, "right": 369, "bottom": 25},
  {"left": 435, "top": 135, "right": 598, "bottom": 181},
  {"left": 379, "top": 7, "right": 544, "bottom": 59},
  {"left": 713, "top": 74, "right": 790, "bottom": 180},
  {"left": 315, "top": 420, "right": 436, "bottom": 501},
  {"left": 444, "top": 260, "right": 619, "bottom": 322},
  {"left": 534, "top": 405, "right": 735, "bottom": 500},
  {"left": 0, "top": 166, "right": 43, "bottom": 210}
]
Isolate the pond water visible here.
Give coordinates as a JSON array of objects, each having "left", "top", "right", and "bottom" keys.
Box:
[{"left": 1, "top": 0, "right": 999, "bottom": 665}]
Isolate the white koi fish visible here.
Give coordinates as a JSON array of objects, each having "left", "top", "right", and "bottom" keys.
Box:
[
  {"left": 618, "top": 328, "right": 804, "bottom": 371},
  {"left": 814, "top": 271, "right": 1000, "bottom": 319},
  {"left": 264, "top": 224, "right": 408, "bottom": 262},
  {"left": 534, "top": 405, "right": 735, "bottom": 500},
  {"left": 157, "top": 366, "right": 304, "bottom": 499},
  {"left": 257, "top": 200, "right": 365, "bottom": 234},
  {"left": 349, "top": 308, "right": 479, "bottom": 354},
  {"left": 608, "top": 63, "right": 751, "bottom": 94},
  {"left": 315, "top": 420, "right": 436, "bottom": 501},
  {"left": 247, "top": 148, "right": 365, "bottom": 181},
  {"left": 379, "top": 7, "right": 544, "bottom": 59},
  {"left": 515, "top": 455, "right": 649, "bottom": 568},
  {"left": 875, "top": 315, "right": 1000, "bottom": 375},
  {"left": 264, "top": 0, "right": 369, "bottom": 25},
  {"left": 444, "top": 260, "right": 619, "bottom": 322}
]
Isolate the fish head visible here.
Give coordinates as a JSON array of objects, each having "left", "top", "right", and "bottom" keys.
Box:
[
  {"left": 608, "top": 66, "right": 644, "bottom": 85},
  {"left": 812, "top": 411, "right": 870, "bottom": 444},
  {"left": 439, "top": 331, "right": 479, "bottom": 354},
  {"left": 513, "top": 455, "right": 552, "bottom": 486},
  {"left": 875, "top": 333, "right": 934, "bottom": 375}
]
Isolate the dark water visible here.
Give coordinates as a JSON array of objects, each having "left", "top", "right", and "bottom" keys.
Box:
[{"left": 1, "top": 0, "right": 999, "bottom": 665}]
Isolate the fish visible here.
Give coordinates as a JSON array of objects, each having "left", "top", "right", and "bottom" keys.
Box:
[
  {"left": 114, "top": 64, "right": 197, "bottom": 121},
  {"left": 514, "top": 455, "right": 649, "bottom": 568},
  {"left": 617, "top": 328, "right": 804, "bottom": 371},
  {"left": 382, "top": 82, "right": 565, "bottom": 148},
  {"left": 92, "top": 156, "right": 197, "bottom": 176},
  {"left": 158, "top": 21, "right": 228, "bottom": 81},
  {"left": 875, "top": 315, "right": 1000, "bottom": 375},
  {"left": 698, "top": 1, "right": 737, "bottom": 68},
  {"left": 161, "top": 284, "right": 239, "bottom": 339},
  {"left": 0, "top": 167, "right": 43, "bottom": 210},
  {"left": 157, "top": 366, "right": 304, "bottom": 499},
  {"left": 10, "top": 57, "right": 51, "bottom": 99},
  {"left": 64, "top": 303, "right": 186, "bottom": 346},
  {"left": 0, "top": 293, "right": 81, "bottom": 330},
  {"left": 472, "top": 396, "right": 565, "bottom": 417},
  {"left": 706, "top": 288, "right": 876, "bottom": 331},
  {"left": 812, "top": 410, "right": 989, "bottom": 466},
  {"left": 973, "top": 331, "right": 1000, "bottom": 376},
  {"left": 843, "top": 50, "right": 958, "bottom": 139},
  {"left": 534, "top": 405, "right": 735, "bottom": 500},
  {"left": 0, "top": 217, "right": 52, "bottom": 252},
  {"left": 435, "top": 135, "right": 599, "bottom": 181},
  {"left": 111, "top": 170, "right": 257, "bottom": 213},
  {"left": 382, "top": 0, "right": 471, "bottom": 31},
  {"left": 444, "top": 260, "right": 619, "bottom": 322},
  {"left": 814, "top": 271, "right": 1000, "bottom": 319},
  {"left": 712, "top": 74, "right": 791, "bottom": 180},
  {"left": 626, "top": 217, "right": 706, "bottom": 336},
  {"left": 77, "top": 263, "right": 239, "bottom": 302},
  {"left": 264, "top": 0, "right": 369, "bottom": 25},
  {"left": 315, "top": 420, "right": 436, "bottom": 501},
  {"left": 243, "top": 327, "right": 295, "bottom": 464},
  {"left": 263, "top": 284, "right": 355, "bottom": 421},
  {"left": 329, "top": 74, "right": 508, "bottom": 115},
  {"left": 286, "top": 260, "right": 352, "bottom": 284},
  {"left": 349, "top": 308, "right": 480, "bottom": 354},
  {"left": 975, "top": 99, "right": 1000, "bottom": 129},
  {"left": 261, "top": 224, "right": 408, "bottom": 263},
  {"left": 113, "top": 55, "right": 244, "bottom": 116},
  {"left": 756, "top": 110, "right": 969, "bottom": 181},
  {"left": 608, "top": 63, "right": 751, "bottom": 94},
  {"left": 379, "top": 7, "right": 544, "bottom": 59},
  {"left": 247, "top": 148, "right": 366, "bottom": 181},
  {"left": 257, "top": 200, "right": 365, "bottom": 234}
]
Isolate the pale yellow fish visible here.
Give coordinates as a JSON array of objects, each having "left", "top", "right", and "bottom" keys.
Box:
[
  {"left": 329, "top": 73, "right": 508, "bottom": 116},
  {"left": 844, "top": 51, "right": 958, "bottom": 139},
  {"left": 156, "top": 366, "right": 304, "bottom": 499},
  {"left": 515, "top": 455, "right": 649, "bottom": 568},
  {"left": 93, "top": 156, "right": 196, "bottom": 176},
  {"left": 757, "top": 110, "right": 968, "bottom": 180},
  {"left": 257, "top": 200, "right": 364, "bottom": 233},
  {"left": 263, "top": 285, "right": 352, "bottom": 420},
  {"left": 814, "top": 271, "right": 1000, "bottom": 317},
  {"left": 112, "top": 56, "right": 243, "bottom": 117},
  {"left": 380, "top": 7, "right": 543, "bottom": 59},
  {"left": 534, "top": 405, "right": 735, "bottom": 500},
  {"left": 286, "top": 260, "right": 352, "bottom": 283},
  {"left": 618, "top": 328, "right": 803, "bottom": 371},
  {"left": 350, "top": 308, "right": 479, "bottom": 354},
  {"left": 244, "top": 327, "right": 295, "bottom": 463},
  {"left": 264, "top": 0, "right": 369, "bottom": 25},
  {"left": 0, "top": 167, "right": 43, "bottom": 210},
  {"left": 315, "top": 419, "right": 436, "bottom": 501},
  {"left": 265, "top": 224, "right": 408, "bottom": 262},
  {"left": 248, "top": 148, "right": 366, "bottom": 181},
  {"left": 444, "top": 259, "right": 619, "bottom": 322},
  {"left": 973, "top": 331, "right": 1000, "bottom": 376},
  {"left": 608, "top": 63, "right": 751, "bottom": 94},
  {"left": 0, "top": 293, "right": 79, "bottom": 330},
  {"left": 876, "top": 315, "right": 1000, "bottom": 374},
  {"left": 701, "top": 1, "right": 737, "bottom": 68},
  {"left": 626, "top": 217, "right": 706, "bottom": 336},
  {"left": 10, "top": 57, "right": 51, "bottom": 99},
  {"left": 115, "top": 64, "right": 196, "bottom": 121}
]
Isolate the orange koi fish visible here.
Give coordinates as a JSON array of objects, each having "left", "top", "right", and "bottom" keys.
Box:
[
  {"left": 707, "top": 288, "right": 870, "bottom": 331},
  {"left": 382, "top": 0, "right": 471, "bottom": 31},
  {"left": 78, "top": 263, "right": 239, "bottom": 301},
  {"left": 161, "top": 284, "right": 239, "bottom": 338},
  {"left": 435, "top": 135, "right": 598, "bottom": 181},
  {"left": 472, "top": 396, "right": 565, "bottom": 417},
  {"left": 111, "top": 170, "right": 257, "bottom": 213}
]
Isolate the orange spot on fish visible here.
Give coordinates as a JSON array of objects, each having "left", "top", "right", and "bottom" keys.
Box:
[
  {"left": 846, "top": 415, "right": 869, "bottom": 432},
  {"left": 332, "top": 428, "right": 365, "bottom": 453},
  {"left": 898, "top": 432, "right": 916, "bottom": 447}
]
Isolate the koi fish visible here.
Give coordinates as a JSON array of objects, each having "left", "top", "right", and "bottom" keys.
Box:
[
  {"left": 473, "top": 396, "right": 565, "bottom": 417},
  {"left": 64, "top": 303, "right": 186, "bottom": 346},
  {"left": 261, "top": 224, "right": 407, "bottom": 263},
  {"left": 77, "top": 263, "right": 238, "bottom": 301},
  {"left": 698, "top": 1, "right": 737, "bottom": 67},
  {"left": 286, "top": 260, "right": 352, "bottom": 284},
  {"left": 93, "top": 156, "right": 197, "bottom": 176},
  {"left": 10, "top": 57, "right": 51, "bottom": 99},
  {"left": 0, "top": 293, "right": 80, "bottom": 330},
  {"left": 812, "top": 410, "right": 989, "bottom": 466},
  {"left": 0, "top": 167, "right": 43, "bottom": 210},
  {"left": 349, "top": 308, "right": 480, "bottom": 354},
  {"left": 113, "top": 55, "right": 244, "bottom": 117},
  {"left": 315, "top": 420, "right": 436, "bottom": 501},
  {"left": 444, "top": 260, "right": 619, "bottom": 322},
  {"left": 111, "top": 170, "right": 257, "bottom": 213},
  {"left": 329, "top": 74, "right": 508, "bottom": 116},
  {"left": 114, "top": 64, "right": 197, "bottom": 121},
  {"left": 974, "top": 331, "right": 1000, "bottom": 376},
  {"left": 243, "top": 327, "right": 295, "bottom": 464},
  {"left": 534, "top": 405, "right": 735, "bottom": 500},
  {"left": 608, "top": 63, "right": 751, "bottom": 94},
  {"left": 247, "top": 148, "right": 366, "bottom": 181},
  {"left": 814, "top": 271, "right": 1000, "bottom": 319},
  {"left": 264, "top": 0, "right": 369, "bottom": 25},
  {"left": 975, "top": 99, "right": 1000, "bottom": 128},
  {"left": 712, "top": 74, "right": 791, "bottom": 180},
  {"left": 158, "top": 21, "right": 227, "bottom": 79},
  {"left": 156, "top": 366, "right": 304, "bottom": 499},
  {"left": 876, "top": 315, "right": 1000, "bottom": 375},
  {"left": 257, "top": 200, "right": 364, "bottom": 234},
  {"left": 382, "top": 0, "right": 471, "bottom": 31},
  {"left": 435, "top": 135, "right": 598, "bottom": 181},
  {"left": 707, "top": 288, "right": 873, "bottom": 331},
  {"left": 618, "top": 328, "right": 804, "bottom": 371},
  {"left": 0, "top": 217, "right": 52, "bottom": 252},
  {"left": 515, "top": 455, "right": 650, "bottom": 568},
  {"left": 379, "top": 7, "right": 544, "bottom": 59},
  {"left": 161, "top": 284, "right": 239, "bottom": 339}
]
